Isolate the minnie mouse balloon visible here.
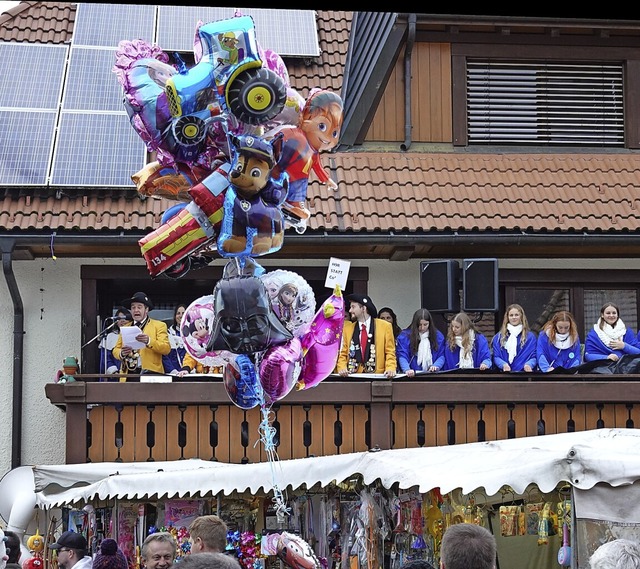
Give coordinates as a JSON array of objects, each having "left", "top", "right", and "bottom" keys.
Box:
[
  {"left": 297, "top": 286, "right": 345, "bottom": 390},
  {"left": 259, "top": 337, "right": 303, "bottom": 405},
  {"left": 182, "top": 295, "right": 234, "bottom": 367}
]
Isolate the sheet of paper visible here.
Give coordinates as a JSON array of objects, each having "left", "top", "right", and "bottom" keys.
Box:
[
  {"left": 325, "top": 257, "right": 350, "bottom": 290},
  {"left": 121, "top": 326, "right": 145, "bottom": 349}
]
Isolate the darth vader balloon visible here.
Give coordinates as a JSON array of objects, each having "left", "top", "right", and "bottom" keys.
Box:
[{"left": 207, "top": 274, "right": 293, "bottom": 355}]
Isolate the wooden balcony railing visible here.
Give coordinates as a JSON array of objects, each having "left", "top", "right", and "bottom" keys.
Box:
[{"left": 45, "top": 374, "right": 640, "bottom": 464}]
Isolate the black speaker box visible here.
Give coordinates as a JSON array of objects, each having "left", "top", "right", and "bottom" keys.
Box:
[
  {"left": 420, "top": 260, "right": 460, "bottom": 313},
  {"left": 462, "top": 258, "right": 498, "bottom": 312}
]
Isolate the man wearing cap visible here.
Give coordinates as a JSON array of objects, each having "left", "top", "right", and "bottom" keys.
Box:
[
  {"left": 113, "top": 292, "right": 171, "bottom": 377},
  {"left": 336, "top": 293, "right": 397, "bottom": 378},
  {"left": 49, "top": 531, "right": 92, "bottom": 569}
]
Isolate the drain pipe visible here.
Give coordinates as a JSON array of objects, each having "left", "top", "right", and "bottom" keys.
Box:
[
  {"left": 1, "top": 239, "right": 24, "bottom": 469},
  {"left": 401, "top": 13, "right": 417, "bottom": 151}
]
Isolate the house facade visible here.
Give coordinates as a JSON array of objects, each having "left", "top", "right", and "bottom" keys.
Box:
[{"left": 1, "top": 5, "right": 640, "bottom": 477}]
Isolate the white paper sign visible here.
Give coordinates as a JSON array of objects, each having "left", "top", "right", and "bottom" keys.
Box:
[
  {"left": 325, "top": 257, "right": 350, "bottom": 290},
  {"left": 120, "top": 325, "right": 146, "bottom": 349}
]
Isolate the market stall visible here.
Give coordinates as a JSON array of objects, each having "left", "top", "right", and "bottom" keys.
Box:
[{"left": 5, "top": 429, "right": 640, "bottom": 569}]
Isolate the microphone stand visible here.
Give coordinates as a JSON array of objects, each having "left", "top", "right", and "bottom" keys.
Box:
[{"left": 82, "top": 318, "right": 120, "bottom": 349}]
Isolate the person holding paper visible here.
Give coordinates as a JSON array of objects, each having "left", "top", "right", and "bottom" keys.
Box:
[
  {"left": 113, "top": 292, "right": 171, "bottom": 377},
  {"left": 335, "top": 293, "right": 397, "bottom": 378}
]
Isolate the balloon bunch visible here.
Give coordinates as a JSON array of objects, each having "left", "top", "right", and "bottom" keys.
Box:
[{"left": 113, "top": 13, "right": 344, "bottom": 279}]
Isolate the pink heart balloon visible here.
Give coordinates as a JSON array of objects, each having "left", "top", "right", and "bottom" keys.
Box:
[{"left": 259, "top": 337, "right": 303, "bottom": 404}]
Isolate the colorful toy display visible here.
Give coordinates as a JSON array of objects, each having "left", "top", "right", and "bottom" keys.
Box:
[{"left": 114, "top": 13, "right": 343, "bottom": 278}]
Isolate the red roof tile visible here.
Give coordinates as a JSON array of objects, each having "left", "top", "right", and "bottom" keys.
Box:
[{"left": 2, "top": 152, "right": 639, "bottom": 235}]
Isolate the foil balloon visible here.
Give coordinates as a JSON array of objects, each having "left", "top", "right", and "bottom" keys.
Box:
[
  {"left": 260, "top": 270, "right": 316, "bottom": 337},
  {"left": 217, "top": 133, "right": 287, "bottom": 259},
  {"left": 259, "top": 337, "right": 303, "bottom": 404},
  {"left": 207, "top": 274, "right": 293, "bottom": 355},
  {"left": 181, "top": 295, "right": 219, "bottom": 364},
  {"left": 223, "top": 354, "right": 261, "bottom": 409},
  {"left": 298, "top": 286, "right": 345, "bottom": 390},
  {"left": 161, "top": 202, "right": 187, "bottom": 224},
  {"left": 132, "top": 160, "right": 212, "bottom": 202},
  {"left": 276, "top": 532, "right": 321, "bottom": 569}
]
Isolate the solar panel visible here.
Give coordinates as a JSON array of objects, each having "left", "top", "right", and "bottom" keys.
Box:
[
  {"left": 73, "top": 3, "right": 157, "bottom": 47},
  {"left": 0, "top": 111, "right": 57, "bottom": 186},
  {"left": 50, "top": 113, "right": 146, "bottom": 187},
  {"left": 62, "top": 47, "right": 124, "bottom": 112},
  {"left": 0, "top": 43, "right": 67, "bottom": 109},
  {"left": 157, "top": 6, "right": 319, "bottom": 57}
]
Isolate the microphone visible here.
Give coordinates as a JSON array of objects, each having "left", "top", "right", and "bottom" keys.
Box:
[{"left": 106, "top": 312, "right": 133, "bottom": 322}]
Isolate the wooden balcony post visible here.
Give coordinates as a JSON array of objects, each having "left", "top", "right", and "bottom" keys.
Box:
[
  {"left": 60, "top": 382, "right": 88, "bottom": 464},
  {"left": 369, "top": 380, "right": 393, "bottom": 450}
]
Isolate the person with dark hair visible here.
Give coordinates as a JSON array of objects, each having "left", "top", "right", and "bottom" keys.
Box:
[
  {"left": 92, "top": 539, "right": 128, "bottom": 569},
  {"left": 440, "top": 523, "right": 496, "bottom": 569},
  {"left": 113, "top": 292, "right": 171, "bottom": 376},
  {"left": 99, "top": 306, "right": 131, "bottom": 379},
  {"left": 178, "top": 553, "right": 240, "bottom": 569},
  {"left": 163, "top": 303, "right": 187, "bottom": 375},
  {"left": 188, "top": 515, "right": 228, "bottom": 554},
  {"left": 49, "top": 531, "right": 92, "bottom": 569},
  {"left": 396, "top": 308, "right": 445, "bottom": 376},
  {"left": 585, "top": 302, "right": 640, "bottom": 362},
  {"left": 4, "top": 530, "right": 21, "bottom": 569},
  {"left": 141, "top": 532, "right": 177, "bottom": 569},
  {"left": 378, "top": 307, "right": 402, "bottom": 339},
  {"left": 589, "top": 538, "right": 640, "bottom": 569},
  {"left": 336, "top": 293, "right": 397, "bottom": 378}
]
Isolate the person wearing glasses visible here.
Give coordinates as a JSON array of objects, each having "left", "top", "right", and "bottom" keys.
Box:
[
  {"left": 49, "top": 531, "right": 92, "bottom": 569},
  {"left": 140, "top": 532, "right": 177, "bottom": 569}
]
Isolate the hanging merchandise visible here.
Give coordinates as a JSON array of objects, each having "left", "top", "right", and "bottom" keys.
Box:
[{"left": 557, "top": 499, "right": 572, "bottom": 567}]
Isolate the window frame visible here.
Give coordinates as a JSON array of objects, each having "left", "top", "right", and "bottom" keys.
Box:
[{"left": 451, "top": 43, "right": 640, "bottom": 148}]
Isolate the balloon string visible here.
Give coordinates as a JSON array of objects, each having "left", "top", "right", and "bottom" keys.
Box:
[{"left": 258, "top": 403, "right": 290, "bottom": 522}]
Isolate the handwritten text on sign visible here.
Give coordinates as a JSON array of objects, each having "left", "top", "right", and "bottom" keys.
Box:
[{"left": 325, "top": 257, "right": 350, "bottom": 290}]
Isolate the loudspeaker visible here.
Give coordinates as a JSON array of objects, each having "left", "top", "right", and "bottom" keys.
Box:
[
  {"left": 420, "top": 260, "right": 460, "bottom": 312},
  {"left": 462, "top": 258, "right": 498, "bottom": 312}
]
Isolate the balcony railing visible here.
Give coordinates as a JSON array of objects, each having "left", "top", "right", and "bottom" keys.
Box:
[{"left": 45, "top": 374, "right": 640, "bottom": 464}]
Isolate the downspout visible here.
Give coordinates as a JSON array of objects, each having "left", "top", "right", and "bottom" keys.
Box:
[
  {"left": 400, "top": 13, "right": 417, "bottom": 151},
  {"left": 1, "top": 239, "right": 24, "bottom": 469}
]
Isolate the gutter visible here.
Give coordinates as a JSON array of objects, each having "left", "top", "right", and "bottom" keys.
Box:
[
  {"left": 3, "top": 232, "right": 640, "bottom": 249},
  {"left": 400, "top": 13, "right": 416, "bottom": 152},
  {"left": 1, "top": 239, "right": 24, "bottom": 469}
]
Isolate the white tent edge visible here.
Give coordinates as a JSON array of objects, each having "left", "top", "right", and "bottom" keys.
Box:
[{"left": 21, "top": 428, "right": 640, "bottom": 510}]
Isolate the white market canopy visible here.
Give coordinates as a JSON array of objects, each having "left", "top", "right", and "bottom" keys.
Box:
[{"left": 31, "top": 429, "right": 640, "bottom": 509}]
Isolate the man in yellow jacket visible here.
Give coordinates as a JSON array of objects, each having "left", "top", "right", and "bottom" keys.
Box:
[
  {"left": 113, "top": 292, "right": 171, "bottom": 377},
  {"left": 336, "top": 293, "right": 397, "bottom": 378}
]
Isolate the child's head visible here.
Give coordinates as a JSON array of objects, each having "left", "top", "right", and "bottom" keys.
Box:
[{"left": 300, "top": 89, "right": 344, "bottom": 152}]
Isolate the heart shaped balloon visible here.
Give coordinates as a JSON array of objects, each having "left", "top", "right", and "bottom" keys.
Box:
[{"left": 259, "top": 337, "right": 303, "bottom": 404}]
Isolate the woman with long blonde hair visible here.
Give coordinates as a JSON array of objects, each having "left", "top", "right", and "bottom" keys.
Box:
[
  {"left": 442, "top": 312, "right": 491, "bottom": 371},
  {"left": 491, "top": 304, "right": 537, "bottom": 372}
]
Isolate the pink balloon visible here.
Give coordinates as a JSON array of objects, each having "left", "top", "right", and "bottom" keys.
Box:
[
  {"left": 259, "top": 337, "right": 303, "bottom": 404},
  {"left": 297, "top": 287, "right": 345, "bottom": 390}
]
